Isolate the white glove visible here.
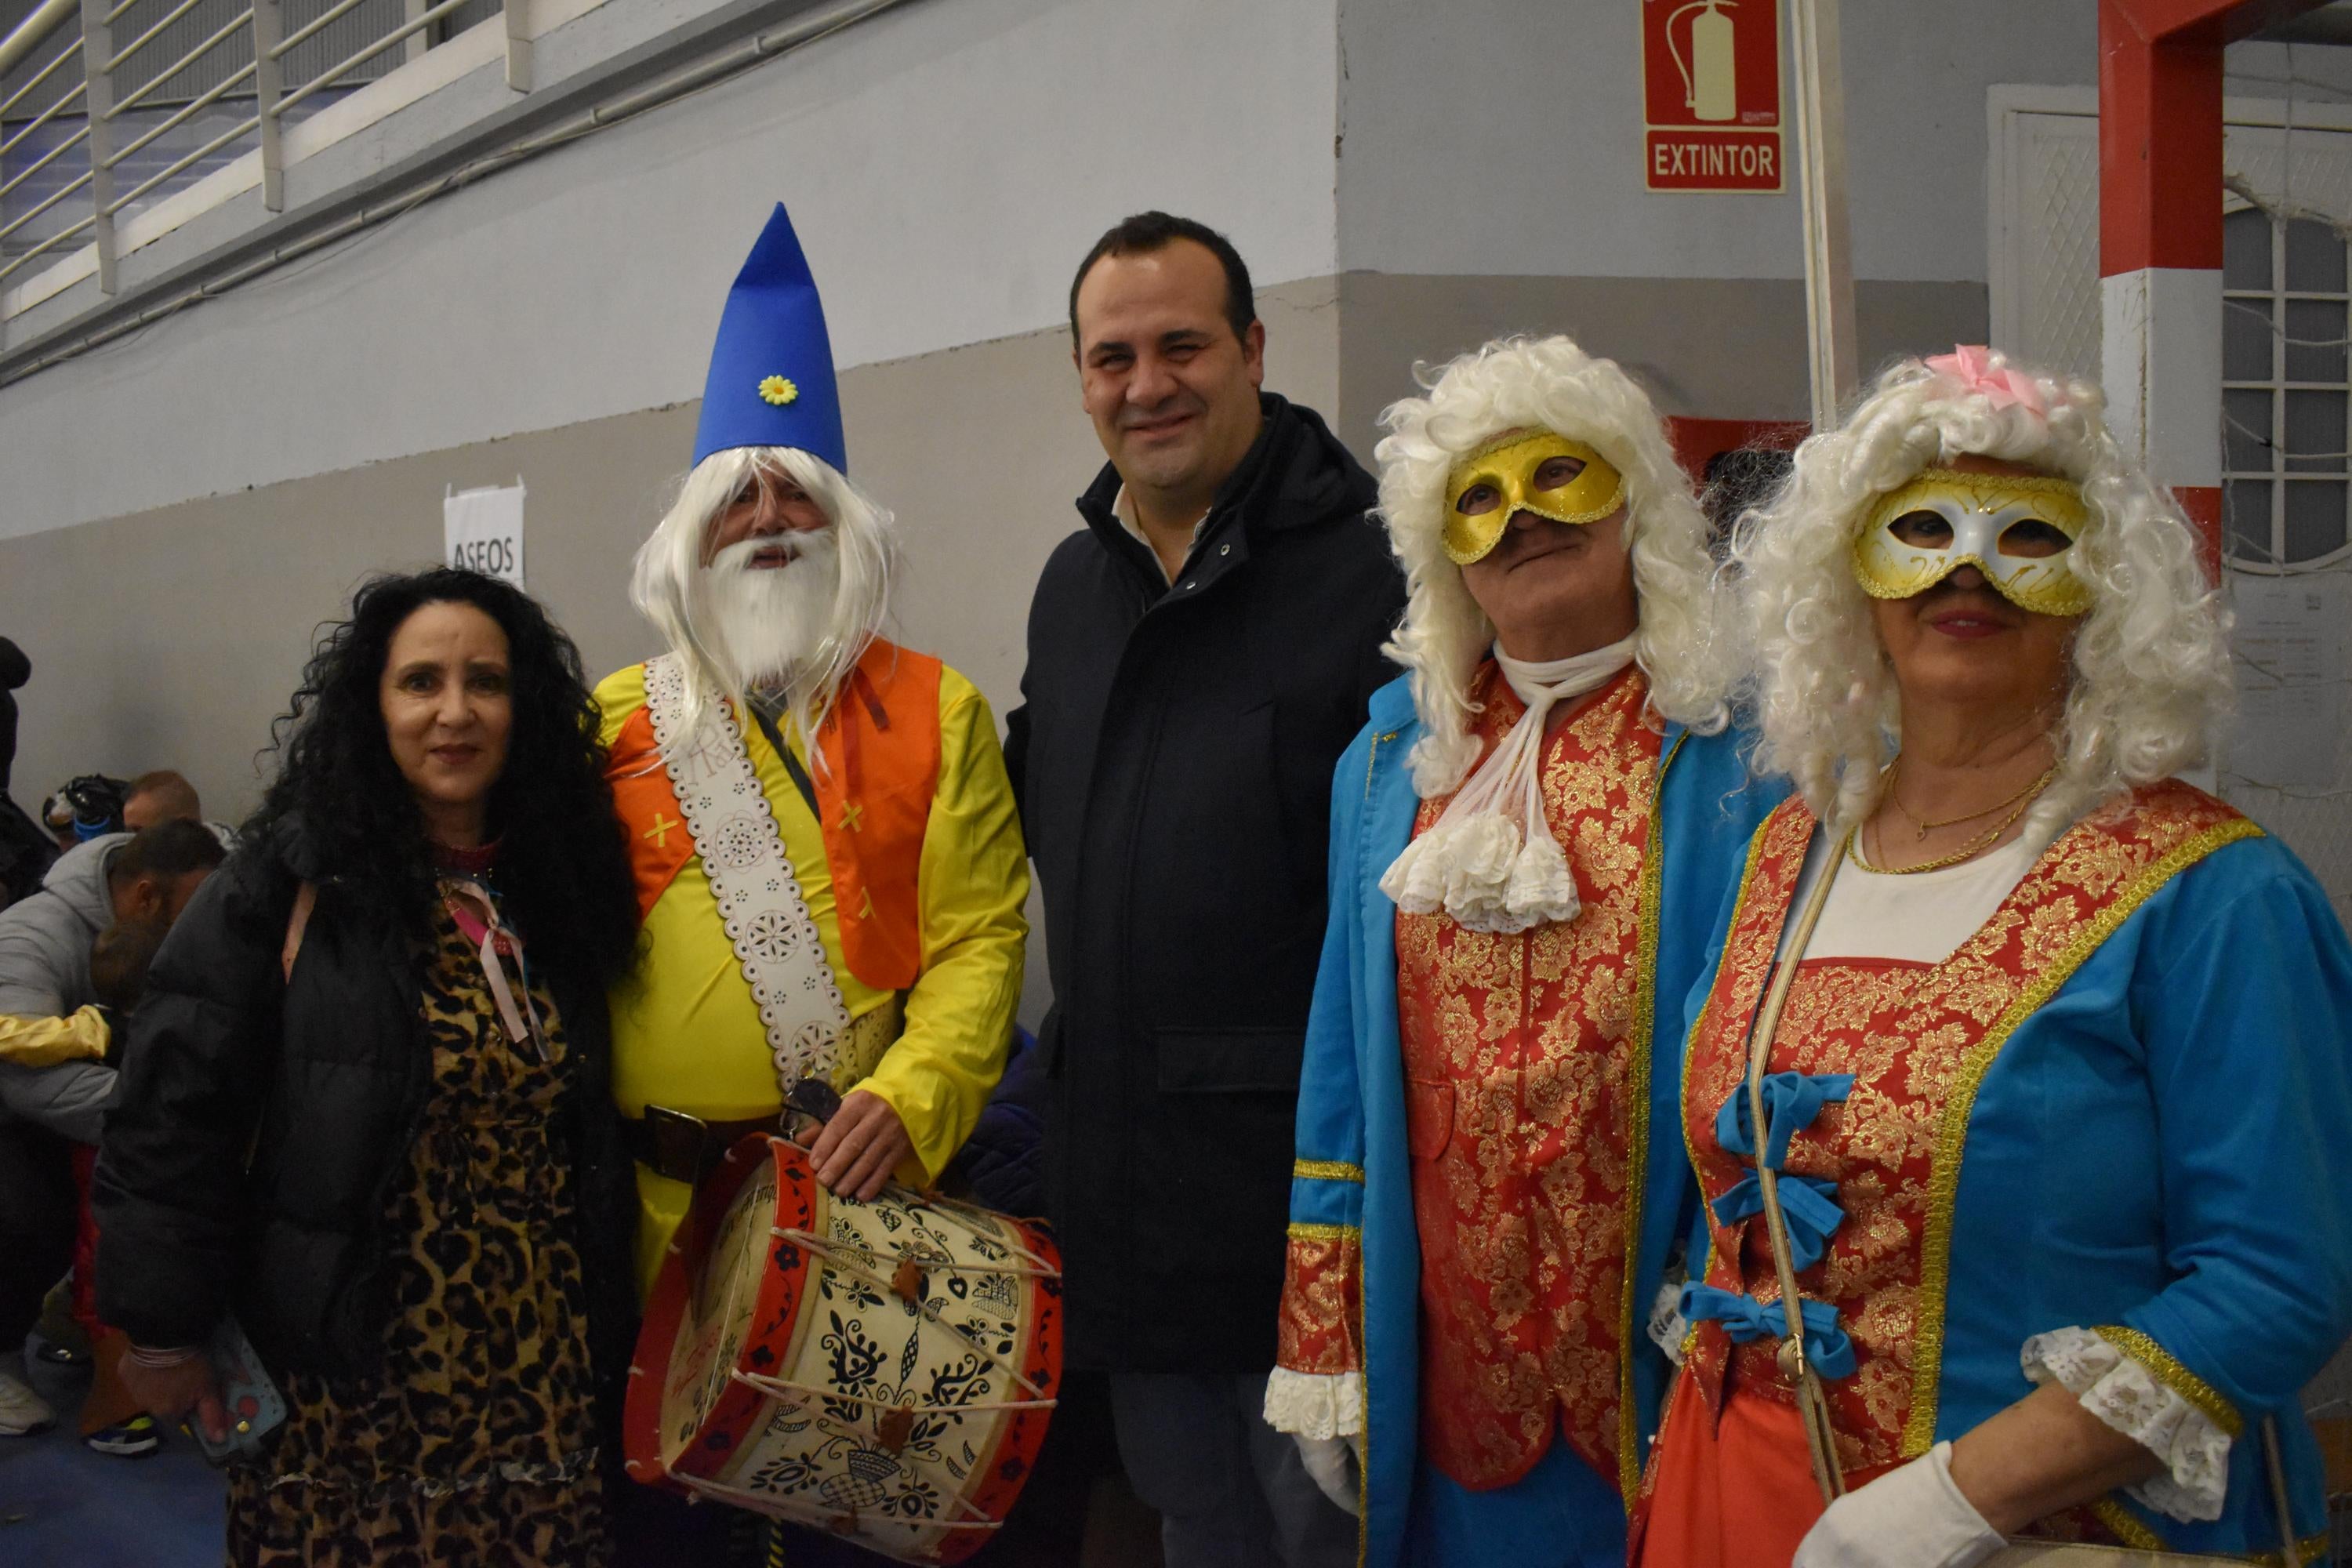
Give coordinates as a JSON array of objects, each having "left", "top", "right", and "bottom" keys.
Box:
[
  {"left": 1292, "top": 1432, "right": 1361, "bottom": 1514},
  {"left": 1792, "top": 1442, "right": 2005, "bottom": 1568}
]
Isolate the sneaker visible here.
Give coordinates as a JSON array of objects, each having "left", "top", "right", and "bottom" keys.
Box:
[
  {"left": 84, "top": 1414, "right": 161, "bottom": 1457},
  {"left": 35, "top": 1277, "right": 88, "bottom": 1363},
  {"left": 0, "top": 1367, "right": 55, "bottom": 1436}
]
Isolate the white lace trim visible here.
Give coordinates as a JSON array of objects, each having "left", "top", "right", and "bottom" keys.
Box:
[
  {"left": 1377, "top": 637, "right": 1635, "bottom": 934},
  {"left": 1264, "top": 1367, "right": 1364, "bottom": 1441},
  {"left": 2020, "top": 1327, "right": 2230, "bottom": 1522},
  {"left": 644, "top": 654, "right": 850, "bottom": 1090}
]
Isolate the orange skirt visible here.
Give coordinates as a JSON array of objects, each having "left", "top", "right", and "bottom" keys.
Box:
[{"left": 1632, "top": 1375, "right": 1897, "bottom": 1568}]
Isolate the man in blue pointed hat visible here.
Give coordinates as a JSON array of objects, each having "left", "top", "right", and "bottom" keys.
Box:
[{"left": 593, "top": 204, "right": 1029, "bottom": 1296}]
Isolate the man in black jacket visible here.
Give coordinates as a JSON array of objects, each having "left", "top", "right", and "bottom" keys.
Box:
[{"left": 1004, "top": 212, "right": 1404, "bottom": 1568}]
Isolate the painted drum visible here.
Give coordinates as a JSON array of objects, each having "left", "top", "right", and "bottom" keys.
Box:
[{"left": 624, "top": 1135, "right": 1062, "bottom": 1564}]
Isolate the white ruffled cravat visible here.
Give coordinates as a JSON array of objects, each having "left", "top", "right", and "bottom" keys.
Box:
[{"left": 1378, "top": 635, "right": 1637, "bottom": 934}]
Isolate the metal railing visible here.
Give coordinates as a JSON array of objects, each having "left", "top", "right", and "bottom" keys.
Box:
[{"left": 0, "top": 0, "right": 524, "bottom": 297}]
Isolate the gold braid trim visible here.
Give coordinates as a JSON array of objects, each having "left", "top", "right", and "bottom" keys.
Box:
[
  {"left": 2093, "top": 1324, "right": 2245, "bottom": 1437},
  {"left": 1900, "top": 816, "right": 2265, "bottom": 1457},
  {"left": 2092, "top": 1498, "right": 2166, "bottom": 1551},
  {"left": 2090, "top": 1501, "right": 2332, "bottom": 1566},
  {"left": 1287, "top": 1222, "right": 1361, "bottom": 1243},
  {"left": 1294, "top": 1160, "right": 1366, "bottom": 1184},
  {"left": 1613, "top": 728, "right": 1685, "bottom": 1504}
]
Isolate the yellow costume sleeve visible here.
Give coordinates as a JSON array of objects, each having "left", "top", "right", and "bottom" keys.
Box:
[
  {"left": 0, "top": 1007, "right": 109, "bottom": 1066},
  {"left": 593, "top": 663, "right": 644, "bottom": 752},
  {"left": 855, "top": 668, "right": 1029, "bottom": 1183}
]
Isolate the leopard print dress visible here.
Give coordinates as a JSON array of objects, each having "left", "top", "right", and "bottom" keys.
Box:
[{"left": 227, "top": 892, "right": 610, "bottom": 1566}]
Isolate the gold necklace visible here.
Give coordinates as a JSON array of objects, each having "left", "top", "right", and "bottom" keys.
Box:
[
  {"left": 1851, "top": 771, "right": 2052, "bottom": 875},
  {"left": 1886, "top": 757, "right": 2059, "bottom": 841}
]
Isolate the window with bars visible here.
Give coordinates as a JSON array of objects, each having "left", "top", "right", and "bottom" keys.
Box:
[{"left": 2223, "top": 205, "right": 2352, "bottom": 571}]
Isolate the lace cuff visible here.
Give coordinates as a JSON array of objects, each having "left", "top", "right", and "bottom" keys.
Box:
[
  {"left": 1264, "top": 1367, "right": 1365, "bottom": 1440},
  {"left": 2020, "top": 1326, "right": 2232, "bottom": 1522}
]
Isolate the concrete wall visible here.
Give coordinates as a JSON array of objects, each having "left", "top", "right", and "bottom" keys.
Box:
[
  {"left": 0, "top": 276, "right": 1338, "bottom": 824},
  {"left": 0, "top": 277, "right": 1334, "bottom": 1025},
  {"left": 1332, "top": 0, "right": 2100, "bottom": 285}
]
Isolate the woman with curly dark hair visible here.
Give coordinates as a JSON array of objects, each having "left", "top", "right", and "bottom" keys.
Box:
[{"left": 94, "top": 568, "right": 641, "bottom": 1566}]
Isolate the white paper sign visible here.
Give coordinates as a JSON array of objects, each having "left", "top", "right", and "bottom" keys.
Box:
[
  {"left": 2229, "top": 574, "right": 2350, "bottom": 789},
  {"left": 444, "top": 481, "right": 526, "bottom": 589}
]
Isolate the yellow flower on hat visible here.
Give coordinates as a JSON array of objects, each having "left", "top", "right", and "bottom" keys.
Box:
[{"left": 757, "top": 375, "right": 798, "bottom": 406}]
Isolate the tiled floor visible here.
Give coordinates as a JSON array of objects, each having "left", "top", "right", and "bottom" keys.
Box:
[{"left": 0, "top": 1338, "right": 226, "bottom": 1568}]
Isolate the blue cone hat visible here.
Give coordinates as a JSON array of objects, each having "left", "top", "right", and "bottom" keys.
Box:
[{"left": 691, "top": 202, "right": 847, "bottom": 473}]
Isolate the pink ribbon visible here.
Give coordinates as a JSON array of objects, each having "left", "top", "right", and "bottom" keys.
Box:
[
  {"left": 1923, "top": 344, "right": 2045, "bottom": 418},
  {"left": 444, "top": 879, "right": 543, "bottom": 1058}
]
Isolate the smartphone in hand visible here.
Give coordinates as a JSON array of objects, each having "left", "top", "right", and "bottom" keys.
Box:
[{"left": 189, "top": 1318, "right": 285, "bottom": 1465}]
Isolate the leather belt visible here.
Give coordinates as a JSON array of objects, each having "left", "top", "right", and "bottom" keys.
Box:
[{"left": 624, "top": 1105, "right": 781, "bottom": 1186}]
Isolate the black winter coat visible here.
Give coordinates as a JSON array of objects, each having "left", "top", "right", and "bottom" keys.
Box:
[
  {"left": 93, "top": 826, "right": 639, "bottom": 1418},
  {"left": 1004, "top": 394, "right": 1405, "bottom": 1372}
]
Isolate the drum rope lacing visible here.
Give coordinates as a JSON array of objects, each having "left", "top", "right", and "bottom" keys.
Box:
[
  {"left": 666, "top": 1469, "right": 1009, "bottom": 1531},
  {"left": 633, "top": 1139, "right": 1064, "bottom": 1544},
  {"left": 764, "top": 1225, "right": 1057, "bottom": 1402}
]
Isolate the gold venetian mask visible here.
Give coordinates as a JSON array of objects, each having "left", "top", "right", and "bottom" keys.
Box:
[
  {"left": 1442, "top": 430, "right": 1627, "bottom": 565},
  {"left": 1852, "top": 467, "right": 2093, "bottom": 617}
]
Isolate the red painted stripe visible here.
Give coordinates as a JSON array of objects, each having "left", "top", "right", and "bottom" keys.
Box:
[
  {"left": 2100, "top": 0, "right": 2226, "bottom": 274},
  {"left": 2174, "top": 485, "right": 2223, "bottom": 583}
]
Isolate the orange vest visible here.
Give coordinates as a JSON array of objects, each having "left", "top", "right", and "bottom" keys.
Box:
[{"left": 606, "top": 640, "right": 943, "bottom": 992}]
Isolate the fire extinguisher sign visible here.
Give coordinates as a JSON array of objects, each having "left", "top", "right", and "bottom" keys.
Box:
[{"left": 1642, "top": 0, "right": 1784, "bottom": 193}]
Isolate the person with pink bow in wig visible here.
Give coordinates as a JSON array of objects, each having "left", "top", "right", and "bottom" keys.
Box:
[{"left": 1632, "top": 347, "right": 2352, "bottom": 1568}]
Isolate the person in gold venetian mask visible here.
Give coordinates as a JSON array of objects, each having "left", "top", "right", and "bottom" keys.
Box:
[
  {"left": 1264, "top": 335, "right": 1782, "bottom": 1568},
  {"left": 1632, "top": 348, "right": 2352, "bottom": 1568}
]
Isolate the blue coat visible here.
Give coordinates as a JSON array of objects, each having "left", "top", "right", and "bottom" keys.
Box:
[
  {"left": 1679, "top": 799, "right": 2352, "bottom": 1558},
  {"left": 1283, "top": 674, "right": 1783, "bottom": 1568}
]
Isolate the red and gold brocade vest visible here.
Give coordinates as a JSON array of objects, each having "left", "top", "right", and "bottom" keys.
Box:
[
  {"left": 1395, "top": 662, "right": 1668, "bottom": 1494},
  {"left": 1678, "top": 783, "right": 2252, "bottom": 1497}
]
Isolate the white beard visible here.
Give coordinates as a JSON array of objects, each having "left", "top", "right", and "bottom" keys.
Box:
[{"left": 699, "top": 530, "right": 844, "bottom": 690}]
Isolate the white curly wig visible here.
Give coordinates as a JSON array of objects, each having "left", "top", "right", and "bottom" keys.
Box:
[
  {"left": 1733, "top": 349, "right": 2234, "bottom": 834},
  {"left": 1378, "top": 335, "right": 1738, "bottom": 797},
  {"left": 630, "top": 444, "right": 898, "bottom": 766}
]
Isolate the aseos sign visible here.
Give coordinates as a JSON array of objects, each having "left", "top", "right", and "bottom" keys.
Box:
[{"left": 1642, "top": 0, "right": 1784, "bottom": 194}]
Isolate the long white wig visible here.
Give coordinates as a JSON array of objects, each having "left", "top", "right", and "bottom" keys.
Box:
[
  {"left": 1733, "top": 350, "right": 2233, "bottom": 834},
  {"left": 629, "top": 444, "right": 898, "bottom": 764},
  {"left": 1379, "top": 335, "right": 1738, "bottom": 797}
]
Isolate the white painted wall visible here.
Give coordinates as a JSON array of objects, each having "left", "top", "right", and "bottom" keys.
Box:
[
  {"left": 1331, "top": 2, "right": 2352, "bottom": 289},
  {"left": 1333, "top": 0, "right": 2096, "bottom": 285},
  {"left": 0, "top": 0, "right": 1339, "bottom": 536}
]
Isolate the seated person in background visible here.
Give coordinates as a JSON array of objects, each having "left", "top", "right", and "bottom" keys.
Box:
[
  {"left": 0, "top": 820, "right": 225, "bottom": 1101},
  {"left": 0, "top": 819, "right": 225, "bottom": 1454},
  {"left": 122, "top": 769, "right": 236, "bottom": 852},
  {"left": 121, "top": 771, "right": 198, "bottom": 832},
  {"left": 0, "top": 636, "right": 25, "bottom": 800},
  {"left": 40, "top": 775, "right": 129, "bottom": 851}
]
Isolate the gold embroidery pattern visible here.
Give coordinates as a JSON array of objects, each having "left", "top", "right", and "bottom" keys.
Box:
[
  {"left": 1679, "top": 788, "right": 2259, "bottom": 1475},
  {"left": 1394, "top": 666, "right": 1663, "bottom": 1491},
  {"left": 1295, "top": 1160, "right": 1367, "bottom": 1184},
  {"left": 1612, "top": 728, "right": 1687, "bottom": 1501},
  {"left": 2092, "top": 1324, "right": 2244, "bottom": 1437},
  {"left": 1278, "top": 1229, "right": 1364, "bottom": 1377}
]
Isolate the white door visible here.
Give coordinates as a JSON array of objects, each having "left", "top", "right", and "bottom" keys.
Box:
[{"left": 1991, "top": 87, "right": 2352, "bottom": 931}]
